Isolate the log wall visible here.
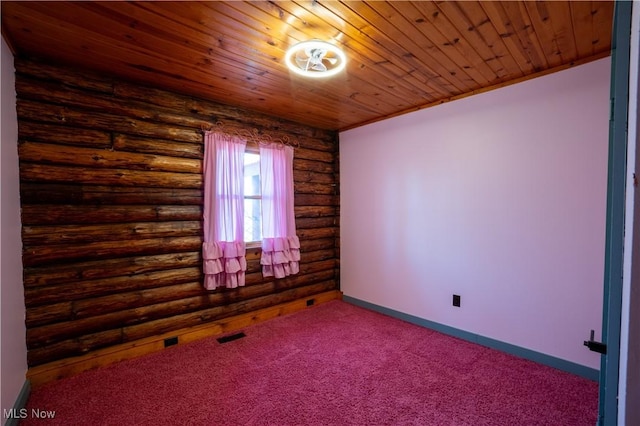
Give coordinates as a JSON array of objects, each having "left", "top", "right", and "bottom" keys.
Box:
[{"left": 15, "top": 58, "right": 340, "bottom": 368}]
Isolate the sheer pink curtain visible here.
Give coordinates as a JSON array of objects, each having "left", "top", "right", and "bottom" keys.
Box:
[
  {"left": 202, "top": 132, "right": 247, "bottom": 290},
  {"left": 260, "top": 144, "right": 300, "bottom": 278}
]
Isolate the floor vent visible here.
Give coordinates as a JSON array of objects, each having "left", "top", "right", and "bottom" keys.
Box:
[
  {"left": 217, "top": 332, "right": 246, "bottom": 344},
  {"left": 164, "top": 336, "right": 178, "bottom": 347}
]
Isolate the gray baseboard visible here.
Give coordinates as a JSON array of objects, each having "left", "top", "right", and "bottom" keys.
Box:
[
  {"left": 343, "top": 296, "right": 599, "bottom": 381},
  {"left": 3, "top": 380, "right": 31, "bottom": 426}
]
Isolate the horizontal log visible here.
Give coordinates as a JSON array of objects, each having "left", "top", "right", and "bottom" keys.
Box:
[
  {"left": 21, "top": 205, "right": 202, "bottom": 226},
  {"left": 25, "top": 267, "right": 203, "bottom": 307},
  {"left": 296, "top": 217, "right": 337, "bottom": 229},
  {"left": 28, "top": 329, "right": 123, "bottom": 367},
  {"left": 20, "top": 163, "right": 202, "bottom": 189},
  {"left": 244, "top": 259, "right": 336, "bottom": 286},
  {"left": 25, "top": 253, "right": 335, "bottom": 307},
  {"left": 17, "top": 99, "right": 200, "bottom": 143},
  {"left": 299, "top": 237, "right": 335, "bottom": 253},
  {"left": 24, "top": 252, "right": 201, "bottom": 288},
  {"left": 18, "top": 122, "right": 112, "bottom": 148},
  {"left": 17, "top": 59, "right": 336, "bottom": 146},
  {"left": 26, "top": 302, "right": 73, "bottom": 328},
  {"left": 27, "top": 261, "right": 336, "bottom": 331},
  {"left": 27, "top": 283, "right": 205, "bottom": 346},
  {"left": 294, "top": 206, "right": 337, "bottom": 218},
  {"left": 19, "top": 141, "right": 201, "bottom": 174},
  {"left": 27, "top": 290, "right": 341, "bottom": 370},
  {"left": 26, "top": 291, "right": 342, "bottom": 385},
  {"left": 187, "top": 104, "right": 330, "bottom": 142},
  {"left": 293, "top": 158, "right": 334, "bottom": 174},
  {"left": 301, "top": 248, "right": 337, "bottom": 263},
  {"left": 21, "top": 184, "right": 203, "bottom": 205},
  {"left": 16, "top": 57, "right": 115, "bottom": 94},
  {"left": 113, "top": 134, "right": 202, "bottom": 159},
  {"left": 23, "top": 222, "right": 337, "bottom": 250},
  {"left": 16, "top": 58, "right": 337, "bottom": 148},
  {"left": 295, "top": 194, "right": 339, "bottom": 206},
  {"left": 294, "top": 147, "right": 334, "bottom": 164},
  {"left": 293, "top": 169, "right": 336, "bottom": 185},
  {"left": 27, "top": 272, "right": 336, "bottom": 346},
  {"left": 16, "top": 77, "right": 214, "bottom": 131},
  {"left": 297, "top": 227, "right": 338, "bottom": 240},
  {"left": 121, "top": 281, "right": 337, "bottom": 343},
  {"left": 113, "top": 80, "right": 196, "bottom": 112},
  {"left": 23, "top": 221, "right": 202, "bottom": 246},
  {"left": 23, "top": 235, "right": 202, "bottom": 267},
  {"left": 295, "top": 181, "right": 336, "bottom": 195}
]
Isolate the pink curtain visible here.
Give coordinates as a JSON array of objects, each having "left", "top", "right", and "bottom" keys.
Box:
[
  {"left": 260, "top": 144, "right": 300, "bottom": 278},
  {"left": 202, "top": 132, "right": 247, "bottom": 290}
]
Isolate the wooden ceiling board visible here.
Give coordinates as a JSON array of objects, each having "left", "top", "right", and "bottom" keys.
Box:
[{"left": 1, "top": 1, "right": 615, "bottom": 131}]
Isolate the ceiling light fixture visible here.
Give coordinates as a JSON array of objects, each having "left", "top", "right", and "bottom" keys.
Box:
[{"left": 284, "top": 40, "right": 346, "bottom": 78}]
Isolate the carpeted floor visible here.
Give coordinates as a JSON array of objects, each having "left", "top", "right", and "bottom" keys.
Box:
[{"left": 21, "top": 300, "right": 598, "bottom": 425}]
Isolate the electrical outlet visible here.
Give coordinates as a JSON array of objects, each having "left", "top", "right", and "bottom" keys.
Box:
[
  {"left": 164, "top": 336, "right": 178, "bottom": 347},
  {"left": 306, "top": 299, "right": 315, "bottom": 306},
  {"left": 453, "top": 294, "right": 461, "bottom": 307}
]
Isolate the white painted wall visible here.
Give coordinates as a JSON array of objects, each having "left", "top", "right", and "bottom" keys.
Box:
[
  {"left": 340, "top": 58, "right": 610, "bottom": 369},
  {"left": 619, "top": 3, "right": 640, "bottom": 424},
  {"left": 1, "top": 35, "right": 28, "bottom": 420}
]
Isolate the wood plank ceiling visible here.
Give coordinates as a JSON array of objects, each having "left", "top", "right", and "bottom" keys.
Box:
[{"left": 1, "top": 1, "right": 614, "bottom": 131}]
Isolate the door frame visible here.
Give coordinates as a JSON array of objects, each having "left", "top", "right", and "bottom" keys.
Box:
[{"left": 599, "top": 2, "right": 632, "bottom": 425}]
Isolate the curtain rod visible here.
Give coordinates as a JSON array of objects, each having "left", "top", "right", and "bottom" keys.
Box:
[{"left": 200, "top": 121, "right": 299, "bottom": 149}]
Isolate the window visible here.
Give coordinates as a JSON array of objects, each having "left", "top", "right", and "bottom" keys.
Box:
[{"left": 243, "top": 150, "right": 262, "bottom": 244}]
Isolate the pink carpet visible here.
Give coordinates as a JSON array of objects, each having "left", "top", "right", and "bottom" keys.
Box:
[{"left": 21, "top": 300, "right": 598, "bottom": 425}]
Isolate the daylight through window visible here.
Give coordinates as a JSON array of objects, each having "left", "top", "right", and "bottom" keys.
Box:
[{"left": 244, "top": 151, "right": 262, "bottom": 243}]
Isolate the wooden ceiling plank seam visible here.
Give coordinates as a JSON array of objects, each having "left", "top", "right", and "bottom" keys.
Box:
[
  {"left": 389, "top": 1, "right": 490, "bottom": 86},
  {"left": 590, "top": 1, "right": 615, "bottom": 56},
  {"left": 328, "top": 0, "right": 469, "bottom": 96},
  {"left": 74, "top": 2, "right": 302, "bottom": 96},
  {"left": 3, "top": 3, "right": 278, "bottom": 98},
  {"left": 478, "top": 1, "right": 536, "bottom": 75},
  {"left": 433, "top": 1, "right": 512, "bottom": 82},
  {"left": 134, "top": 0, "right": 396, "bottom": 111},
  {"left": 498, "top": 1, "right": 549, "bottom": 72},
  {"left": 205, "top": 1, "right": 414, "bottom": 114},
  {"left": 291, "top": 0, "right": 445, "bottom": 103},
  {"left": 245, "top": 0, "right": 437, "bottom": 106},
  {"left": 569, "top": 1, "right": 597, "bottom": 58},
  {"left": 80, "top": 0, "right": 372, "bottom": 116},
  {"left": 340, "top": 1, "right": 475, "bottom": 99},
  {"left": 406, "top": 1, "right": 501, "bottom": 86},
  {"left": 543, "top": 1, "right": 580, "bottom": 64},
  {"left": 356, "top": 1, "right": 478, "bottom": 93},
  {"left": 522, "top": 1, "right": 564, "bottom": 69},
  {"left": 128, "top": 2, "right": 305, "bottom": 82},
  {"left": 273, "top": 0, "right": 443, "bottom": 104},
  {"left": 232, "top": 1, "right": 436, "bottom": 108},
  {"left": 309, "top": 1, "right": 451, "bottom": 90},
  {"left": 449, "top": 1, "right": 525, "bottom": 81}
]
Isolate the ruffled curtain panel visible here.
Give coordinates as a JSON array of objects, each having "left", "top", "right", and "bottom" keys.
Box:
[
  {"left": 202, "top": 132, "right": 247, "bottom": 290},
  {"left": 259, "top": 145, "right": 300, "bottom": 279}
]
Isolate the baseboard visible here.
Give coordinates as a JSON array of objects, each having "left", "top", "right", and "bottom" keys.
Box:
[
  {"left": 343, "top": 296, "right": 599, "bottom": 381},
  {"left": 3, "top": 380, "right": 31, "bottom": 426},
  {"left": 27, "top": 290, "right": 343, "bottom": 388}
]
